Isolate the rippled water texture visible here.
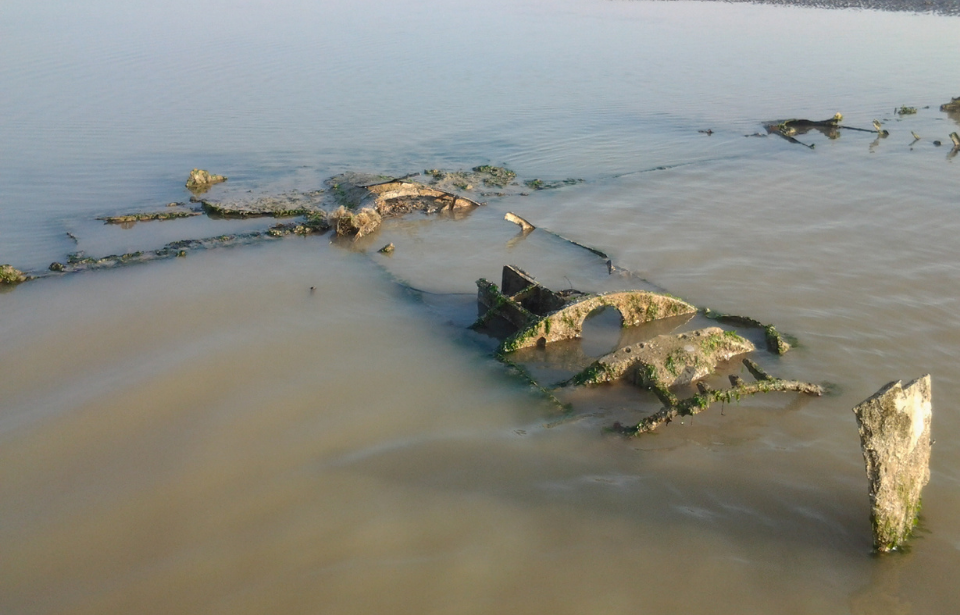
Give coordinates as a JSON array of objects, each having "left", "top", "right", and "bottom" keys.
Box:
[{"left": 2, "top": 0, "right": 960, "bottom": 613}]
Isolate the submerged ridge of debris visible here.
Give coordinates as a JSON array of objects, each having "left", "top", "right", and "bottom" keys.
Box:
[
  {"left": 1, "top": 161, "right": 937, "bottom": 554},
  {"left": 678, "top": 0, "right": 959, "bottom": 16}
]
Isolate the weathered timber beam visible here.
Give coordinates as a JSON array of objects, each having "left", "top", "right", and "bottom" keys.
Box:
[{"left": 743, "top": 358, "right": 773, "bottom": 381}]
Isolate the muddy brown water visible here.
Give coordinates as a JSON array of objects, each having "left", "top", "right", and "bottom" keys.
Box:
[{"left": 2, "top": 0, "right": 960, "bottom": 613}]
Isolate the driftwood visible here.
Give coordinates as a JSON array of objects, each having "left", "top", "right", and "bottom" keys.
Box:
[
  {"left": 612, "top": 358, "right": 824, "bottom": 436},
  {"left": 504, "top": 212, "right": 535, "bottom": 232}
]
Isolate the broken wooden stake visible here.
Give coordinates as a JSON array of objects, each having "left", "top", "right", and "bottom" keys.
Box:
[{"left": 504, "top": 212, "right": 535, "bottom": 232}]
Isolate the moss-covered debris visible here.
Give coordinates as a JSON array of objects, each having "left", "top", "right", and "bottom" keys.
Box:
[
  {"left": 99, "top": 210, "right": 200, "bottom": 224},
  {"left": 612, "top": 363, "right": 824, "bottom": 436},
  {"left": 568, "top": 327, "right": 754, "bottom": 389},
  {"left": 500, "top": 291, "right": 696, "bottom": 354},
  {"left": 185, "top": 169, "right": 227, "bottom": 193},
  {"left": 331, "top": 206, "right": 381, "bottom": 240},
  {"left": 422, "top": 167, "right": 519, "bottom": 194},
  {"left": 471, "top": 165, "right": 516, "bottom": 187},
  {"left": 941, "top": 97, "right": 960, "bottom": 112},
  {"left": 45, "top": 229, "right": 304, "bottom": 275},
  {"left": 524, "top": 178, "right": 584, "bottom": 190},
  {"left": 0, "top": 265, "right": 27, "bottom": 285},
  {"left": 201, "top": 191, "right": 325, "bottom": 218},
  {"left": 703, "top": 307, "right": 794, "bottom": 354}
]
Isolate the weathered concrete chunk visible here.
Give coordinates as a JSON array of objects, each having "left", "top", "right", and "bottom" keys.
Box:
[
  {"left": 476, "top": 278, "right": 538, "bottom": 330},
  {"left": 326, "top": 173, "right": 483, "bottom": 216},
  {"left": 940, "top": 96, "right": 960, "bottom": 112},
  {"left": 0, "top": 264, "right": 27, "bottom": 285},
  {"left": 331, "top": 206, "right": 381, "bottom": 240},
  {"left": 704, "top": 308, "right": 793, "bottom": 354},
  {"left": 501, "top": 290, "right": 697, "bottom": 353},
  {"left": 185, "top": 169, "right": 227, "bottom": 192},
  {"left": 572, "top": 327, "right": 755, "bottom": 387},
  {"left": 364, "top": 180, "right": 481, "bottom": 215},
  {"left": 852, "top": 375, "right": 933, "bottom": 552},
  {"left": 200, "top": 192, "right": 325, "bottom": 218}
]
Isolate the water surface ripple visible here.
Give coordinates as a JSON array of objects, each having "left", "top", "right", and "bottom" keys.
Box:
[{"left": 1, "top": 0, "right": 959, "bottom": 613}]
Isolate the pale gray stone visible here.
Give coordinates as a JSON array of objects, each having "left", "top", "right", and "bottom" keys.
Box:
[{"left": 852, "top": 375, "right": 932, "bottom": 552}]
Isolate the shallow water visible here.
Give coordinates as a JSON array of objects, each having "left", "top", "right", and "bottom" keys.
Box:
[{"left": 2, "top": 0, "right": 960, "bottom": 613}]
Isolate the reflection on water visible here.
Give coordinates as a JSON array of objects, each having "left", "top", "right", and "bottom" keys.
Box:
[{"left": 2, "top": 0, "right": 960, "bottom": 613}]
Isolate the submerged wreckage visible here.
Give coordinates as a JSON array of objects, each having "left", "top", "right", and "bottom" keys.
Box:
[
  {"left": 472, "top": 264, "right": 824, "bottom": 436},
  {"left": 756, "top": 105, "right": 960, "bottom": 156},
  {"left": 0, "top": 158, "right": 936, "bottom": 552}
]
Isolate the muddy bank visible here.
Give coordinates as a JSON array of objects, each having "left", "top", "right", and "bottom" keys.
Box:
[{"left": 663, "top": 0, "right": 960, "bottom": 15}]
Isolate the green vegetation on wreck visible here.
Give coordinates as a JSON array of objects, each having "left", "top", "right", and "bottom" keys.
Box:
[
  {"left": 0, "top": 265, "right": 28, "bottom": 285},
  {"left": 185, "top": 168, "right": 227, "bottom": 193},
  {"left": 611, "top": 363, "right": 824, "bottom": 436},
  {"left": 471, "top": 165, "right": 516, "bottom": 188},
  {"left": 524, "top": 178, "right": 584, "bottom": 190},
  {"left": 703, "top": 307, "right": 793, "bottom": 355},
  {"left": 99, "top": 210, "right": 200, "bottom": 224},
  {"left": 873, "top": 494, "right": 922, "bottom": 553}
]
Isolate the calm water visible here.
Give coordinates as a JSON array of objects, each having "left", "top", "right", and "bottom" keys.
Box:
[{"left": 2, "top": 0, "right": 960, "bottom": 613}]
